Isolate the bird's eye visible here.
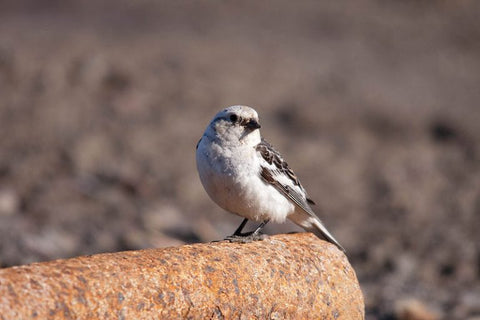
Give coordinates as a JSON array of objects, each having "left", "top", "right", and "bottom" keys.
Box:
[{"left": 229, "top": 114, "right": 238, "bottom": 122}]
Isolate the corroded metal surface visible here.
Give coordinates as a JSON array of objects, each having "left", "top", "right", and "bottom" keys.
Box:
[{"left": 0, "top": 233, "right": 364, "bottom": 319}]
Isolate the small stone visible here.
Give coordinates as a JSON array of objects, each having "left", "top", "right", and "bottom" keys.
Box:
[
  {"left": 395, "top": 298, "right": 441, "bottom": 320},
  {"left": 0, "top": 188, "right": 19, "bottom": 216}
]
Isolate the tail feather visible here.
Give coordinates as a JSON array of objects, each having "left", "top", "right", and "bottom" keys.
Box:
[{"left": 288, "top": 213, "right": 346, "bottom": 253}]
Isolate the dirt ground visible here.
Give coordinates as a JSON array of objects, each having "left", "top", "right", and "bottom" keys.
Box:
[{"left": 0, "top": 1, "right": 479, "bottom": 319}]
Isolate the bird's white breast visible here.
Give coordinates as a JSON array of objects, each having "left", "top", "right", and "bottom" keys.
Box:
[{"left": 196, "top": 137, "right": 294, "bottom": 223}]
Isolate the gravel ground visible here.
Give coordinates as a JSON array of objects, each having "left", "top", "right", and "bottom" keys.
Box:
[{"left": 0, "top": 1, "right": 479, "bottom": 319}]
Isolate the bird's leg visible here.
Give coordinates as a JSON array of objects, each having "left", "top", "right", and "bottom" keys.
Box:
[
  {"left": 225, "top": 218, "right": 250, "bottom": 242},
  {"left": 225, "top": 219, "right": 270, "bottom": 243},
  {"left": 233, "top": 218, "right": 249, "bottom": 236},
  {"left": 251, "top": 219, "right": 270, "bottom": 237}
]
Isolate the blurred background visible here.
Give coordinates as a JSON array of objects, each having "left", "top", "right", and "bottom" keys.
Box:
[{"left": 0, "top": 1, "right": 479, "bottom": 319}]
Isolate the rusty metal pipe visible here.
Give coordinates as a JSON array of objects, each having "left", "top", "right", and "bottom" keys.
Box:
[{"left": 0, "top": 233, "right": 364, "bottom": 319}]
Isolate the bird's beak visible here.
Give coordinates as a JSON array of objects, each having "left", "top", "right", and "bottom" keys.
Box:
[{"left": 245, "top": 119, "right": 261, "bottom": 130}]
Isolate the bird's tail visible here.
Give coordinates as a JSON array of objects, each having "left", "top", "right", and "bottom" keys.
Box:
[{"left": 288, "top": 213, "right": 346, "bottom": 253}]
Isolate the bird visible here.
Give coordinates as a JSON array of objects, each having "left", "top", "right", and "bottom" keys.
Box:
[{"left": 196, "top": 105, "right": 345, "bottom": 252}]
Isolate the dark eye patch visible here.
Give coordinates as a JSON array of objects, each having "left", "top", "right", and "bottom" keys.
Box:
[{"left": 229, "top": 114, "right": 238, "bottom": 122}]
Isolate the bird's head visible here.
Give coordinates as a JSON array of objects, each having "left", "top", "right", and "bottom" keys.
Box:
[{"left": 206, "top": 105, "right": 262, "bottom": 146}]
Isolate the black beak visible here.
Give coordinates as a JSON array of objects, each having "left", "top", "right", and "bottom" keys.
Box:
[{"left": 245, "top": 119, "right": 261, "bottom": 130}]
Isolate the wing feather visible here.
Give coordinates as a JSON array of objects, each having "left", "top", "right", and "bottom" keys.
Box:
[{"left": 256, "top": 139, "right": 316, "bottom": 217}]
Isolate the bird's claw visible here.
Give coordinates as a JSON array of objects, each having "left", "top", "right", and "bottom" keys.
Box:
[{"left": 224, "top": 233, "right": 268, "bottom": 243}]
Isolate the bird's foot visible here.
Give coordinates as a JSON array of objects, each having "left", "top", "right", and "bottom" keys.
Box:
[{"left": 224, "top": 232, "right": 268, "bottom": 243}]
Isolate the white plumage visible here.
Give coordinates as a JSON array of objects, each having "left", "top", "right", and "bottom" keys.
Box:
[{"left": 196, "top": 105, "right": 345, "bottom": 252}]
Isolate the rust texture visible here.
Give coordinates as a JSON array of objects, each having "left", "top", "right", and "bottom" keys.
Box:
[{"left": 0, "top": 233, "right": 364, "bottom": 319}]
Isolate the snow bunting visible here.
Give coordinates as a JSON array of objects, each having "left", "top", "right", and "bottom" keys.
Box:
[{"left": 196, "top": 105, "right": 345, "bottom": 252}]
